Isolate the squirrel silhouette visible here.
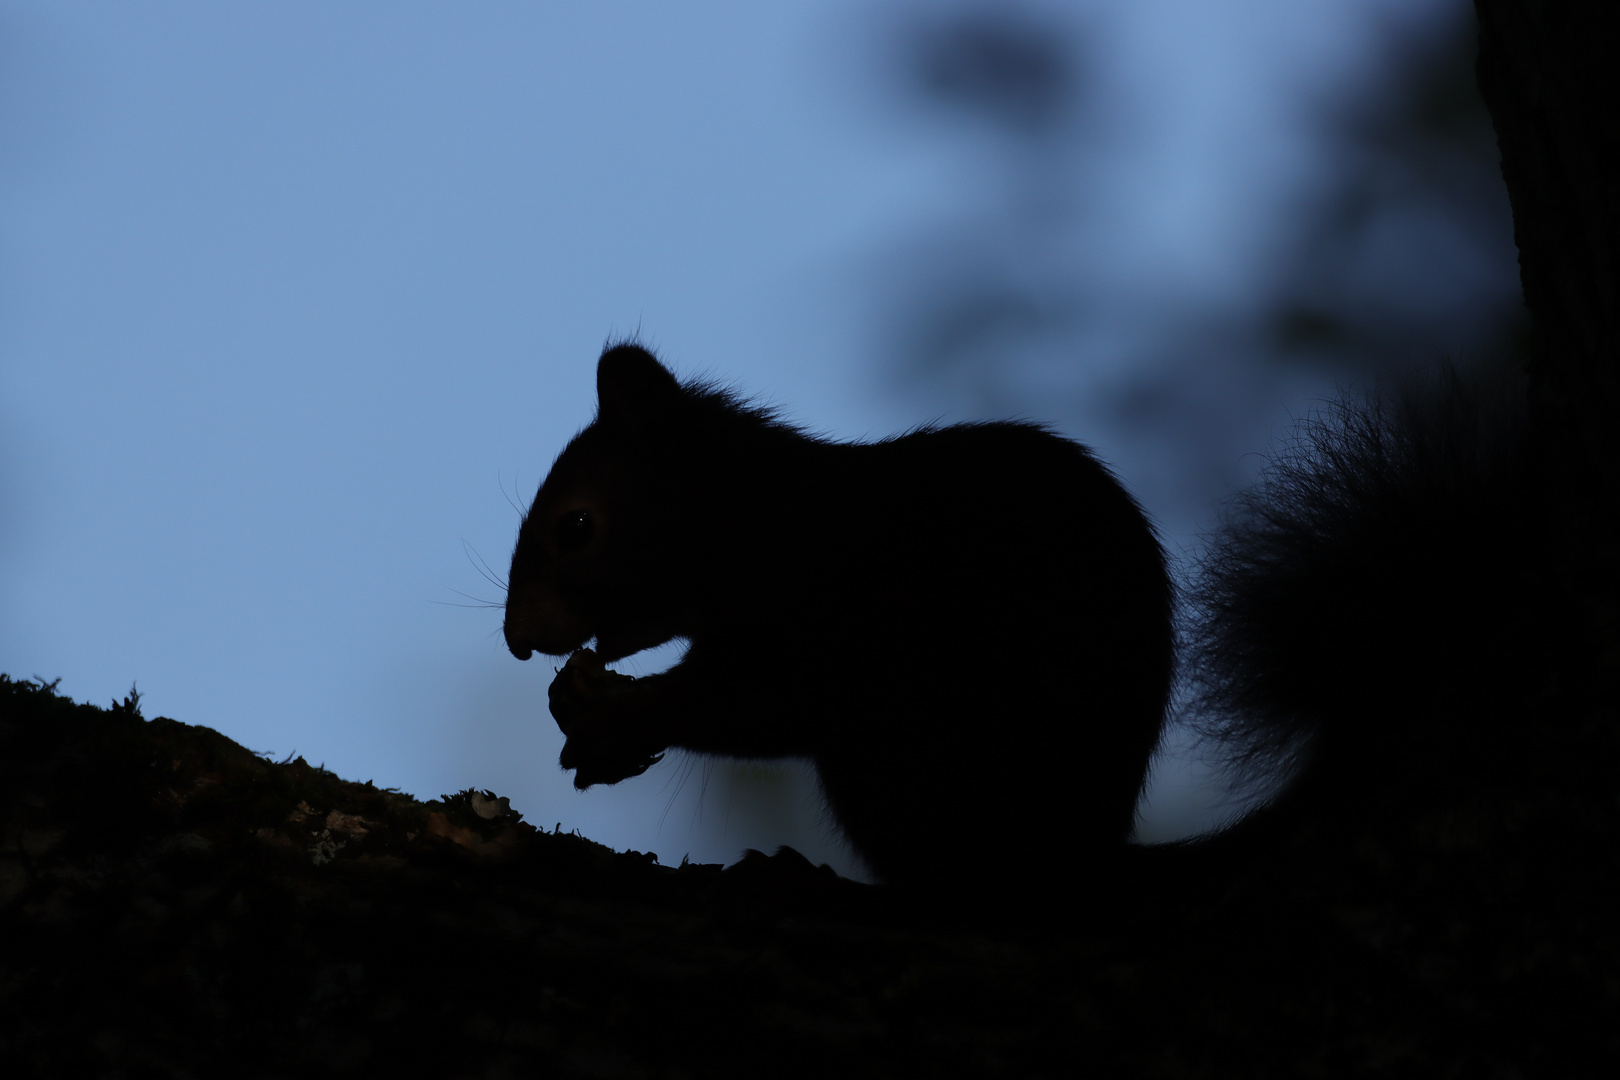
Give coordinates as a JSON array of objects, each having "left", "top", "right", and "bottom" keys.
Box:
[{"left": 503, "top": 343, "right": 1592, "bottom": 894}]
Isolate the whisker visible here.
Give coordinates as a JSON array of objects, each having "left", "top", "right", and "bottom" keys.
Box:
[
  {"left": 431, "top": 587, "right": 505, "bottom": 610},
  {"left": 461, "top": 540, "right": 509, "bottom": 593},
  {"left": 501, "top": 471, "right": 530, "bottom": 519}
]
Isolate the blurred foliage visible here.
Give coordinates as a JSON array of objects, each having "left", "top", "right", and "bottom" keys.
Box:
[
  {"left": 1267, "top": 11, "right": 1529, "bottom": 374},
  {"left": 873, "top": 3, "right": 1523, "bottom": 418},
  {"left": 906, "top": 7, "right": 1077, "bottom": 135}
]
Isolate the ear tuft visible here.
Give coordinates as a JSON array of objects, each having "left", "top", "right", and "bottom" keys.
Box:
[{"left": 596, "top": 344, "right": 681, "bottom": 427}]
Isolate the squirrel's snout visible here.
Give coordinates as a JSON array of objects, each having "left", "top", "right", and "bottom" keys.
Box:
[{"left": 503, "top": 622, "right": 535, "bottom": 661}]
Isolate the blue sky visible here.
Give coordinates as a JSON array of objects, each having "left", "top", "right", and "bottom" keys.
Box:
[{"left": 1, "top": 1, "right": 1510, "bottom": 878}]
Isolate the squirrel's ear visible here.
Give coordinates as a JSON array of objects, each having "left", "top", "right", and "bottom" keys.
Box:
[{"left": 596, "top": 344, "right": 680, "bottom": 428}]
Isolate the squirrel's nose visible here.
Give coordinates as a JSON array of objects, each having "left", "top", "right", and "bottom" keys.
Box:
[{"left": 503, "top": 623, "right": 535, "bottom": 661}]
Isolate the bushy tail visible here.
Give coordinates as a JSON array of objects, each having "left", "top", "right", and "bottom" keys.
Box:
[{"left": 1184, "top": 364, "right": 1599, "bottom": 850}]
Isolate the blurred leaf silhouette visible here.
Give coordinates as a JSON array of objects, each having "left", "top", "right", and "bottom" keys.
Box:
[
  {"left": 868, "top": 4, "right": 1522, "bottom": 430},
  {"left": 907, "top": 7, "right": 1077, "bottom": 136}
]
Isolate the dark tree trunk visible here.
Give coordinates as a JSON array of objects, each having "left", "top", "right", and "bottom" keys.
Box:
[{"left": 1474, "top": 0, "right": 1620, "bottom": 635}]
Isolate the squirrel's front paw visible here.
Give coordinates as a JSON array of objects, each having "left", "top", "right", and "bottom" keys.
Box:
[
  {"left": 560, "top": 739, "right": 665, "bottom": 788},
  {"left": 550, "top": 650, "right": 666, "bottom": 788}
]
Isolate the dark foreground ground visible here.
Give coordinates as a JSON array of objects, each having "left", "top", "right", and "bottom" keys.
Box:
[{"left": 1, "top": 674, "right": 1614, "bottom": 1078}]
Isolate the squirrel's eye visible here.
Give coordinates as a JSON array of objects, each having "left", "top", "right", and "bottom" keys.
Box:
[{"left": 556, "top": 509, "right": 594, "bottom": 552}]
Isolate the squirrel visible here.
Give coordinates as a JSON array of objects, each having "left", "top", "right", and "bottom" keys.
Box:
[
  {"left": 503, "top": 342, "right": 1173, "bottom": 888},
  {"left": 503, "top": 342, "right": 1599, "bottom": 895}
]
